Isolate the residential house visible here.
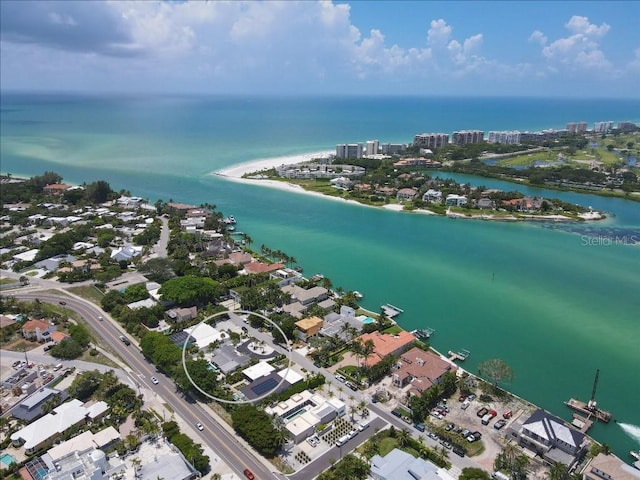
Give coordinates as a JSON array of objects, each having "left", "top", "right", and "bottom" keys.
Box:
[
  {"left": 281, "top": 285, "right": 329, "bottom": 306},
  {"left": 356, "top": 331, "right": 416, "bottom": 367},
  {"left": 110, "top": 245, "right": 143, "bottom": 263},
  {"left": 22, "top": 319, "right": 57, "bottom": 342},
  {"left": 50, "top": 331, "right": 71, "bottom": 344},
  {"left": 295, "top": 316, "right": 324, "bottom": 340},
  {"left": 445, "top": 194, "right": 467, "bottom": 207},
  {"left": 167, "top": 306, "right": 198, "bottom": 323},
  {"left": 43, "top": 184, "right": 71, "bottom": 195},
  {"left": 477, "top": 198, "right": 495, "bottom": 210},
  {"left": 0, "top": 315, "right": 16, "bottom": 330},
  {"left": 582, "top": 453, "right": 640, "bottom": 480},
  {"left": 329, "top": 177, "right": 354, "bottom": 190},
  {"left": 422, "top": 189, "right": 442, "bottom": 203},
  {"left": 392, "top": 347, "right": 456, "bottom": 396},
  {"left": 508, "top": 409, "right": 589, "bottom": 468},
  {"left": 11, "top": 399, "right": 108, "bottom": 454},
  {"left": 12, "top": 387, "right": 69, "bottom": 423},
  {"left": 375, "top": 186, "right": 397, "bottom": 197},
  {"left": 244, "top": 261, "right": 285, "bottom": 274},
  {"left": 396, "top": 188, "right": 418, "bottom": 202}
]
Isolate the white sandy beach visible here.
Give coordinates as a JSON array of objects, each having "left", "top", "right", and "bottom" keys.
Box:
[{"left": 216, "top": 150, "right": 334, "bottom": 179}]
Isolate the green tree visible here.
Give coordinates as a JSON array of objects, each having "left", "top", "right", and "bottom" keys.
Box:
[
  {"left": 231, "top": 404, "right": 285, "bottom": 457},
  {"left": 460, "top": 468, "right": 491, "bottom": 480},
  {"left": 85, "top": 180, "right": 113, "bottom": 203},
  {"left": 159, "top": 275, "right": 223, "bottom": 306},
  {"left": 478, "top": 358, "right": 514, "bottom": 389}
]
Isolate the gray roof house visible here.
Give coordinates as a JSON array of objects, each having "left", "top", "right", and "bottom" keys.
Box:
[{"left": 508, "top": 409, "right": 589, "bottom": 468}]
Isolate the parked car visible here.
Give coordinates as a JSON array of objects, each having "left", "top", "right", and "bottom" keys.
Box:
[
  {"left": 440, "top": 440, "right": 452, "bottom": 449},
  {"left": 358, "top": 422, "right": 370, "bottom": 432},
  {"left": 306, "top": 436, "right": 319, "bottom": 447},
  {"left": 445, "top": 423, "right": 455, "bottom": 431},
  {"left": 461, "top": 429, "right": 470, "bottom": 438},
  {"left": 472, "top": 431, "right": 482, "bottom": 440},
  {"left": 461, "top": 400, "right": 470, "bottom": 410},
  {"left": 335, "top": 374, "right": 346, "bottom": 382},
  {"left": 453, "top": 446, "right": 466, "bottom": 457},
  {"left": 391, "top": 409, "right": 402, "bottom": 418},
  {"left": 503, "top": 410, "right": 513, "bottom": 419},
  {"left": 467, "top": 394, "right": 477, "bottom": 401},
  {"left": 494, "top": 419, "right": 507, "bottom": 430},
  {"left": 413, "top": 423, "right": 426, "bottom": 432},
  {"left": 477, "top": 407, "right": 489, "bottom": 417}
]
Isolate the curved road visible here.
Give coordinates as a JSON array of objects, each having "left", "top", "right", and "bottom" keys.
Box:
[{"left": 11, "top": 290, "right": 285, "bottom": 480}]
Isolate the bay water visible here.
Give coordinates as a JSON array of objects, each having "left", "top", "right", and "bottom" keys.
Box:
[{"left": 1, "top": 94, "right": 639, "bottom": 458}]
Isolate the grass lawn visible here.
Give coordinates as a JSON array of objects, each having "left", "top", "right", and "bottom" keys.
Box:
[
  {"left": 76, "top": 349, "right": 120, "bottom": 368},
  {"left": 378, "top": 437, "right": 399, "bottom": 456},
  {"left": 382, "top": 325, "right": 403, "bottom": 335},
  {"left": 0, "top": 277, "right": 16, "bottom": 285},
  {"left": 66, "top": 285, "right": 105, "bottom": 305}
]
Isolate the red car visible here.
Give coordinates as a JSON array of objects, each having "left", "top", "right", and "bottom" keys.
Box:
[{"left": 243, "top": 469, "right": 255, "bottom": 480}]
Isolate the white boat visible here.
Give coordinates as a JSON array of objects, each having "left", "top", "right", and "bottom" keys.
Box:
[
  {"left": 631, "top": 450, "right": 640, "bottom": 461},
  {"left": 223, "top": 215, "right": 236, "bottom": 224},
  {"left": 354, "top": 291, "right": 363, "bottom": 299}
]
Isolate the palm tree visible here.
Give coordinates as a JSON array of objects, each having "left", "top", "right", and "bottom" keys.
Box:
[
  {"left": 361, "top": 339, "right": 375, "bottom": 367},
  {"left": 548, "top": 462, "right": 571, "bottom": 480},
  {"left": 337, "top": 385, "right": 344, "bottom": 400},
  {"left": 397, "top": 428, "right": 410, "bottom": 447}
]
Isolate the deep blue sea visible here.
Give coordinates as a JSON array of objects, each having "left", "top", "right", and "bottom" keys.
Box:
[{"left": 2, "top": 93, "right": 640, "bottom": 458}]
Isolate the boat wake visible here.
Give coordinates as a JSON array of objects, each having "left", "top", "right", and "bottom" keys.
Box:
[{"left": 618, "top": 423, "right": 640, "bottom": 445}]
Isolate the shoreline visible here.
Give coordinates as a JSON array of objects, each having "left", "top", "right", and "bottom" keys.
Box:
[{"left": 214, "top": 153, "right": 604, "bottom": 221}]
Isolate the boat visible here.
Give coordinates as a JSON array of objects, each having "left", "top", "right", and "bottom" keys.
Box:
[
  {"left": 227, "top": 225, "right": 235, "bottom": 232},
  {"left": 564, "top": 369, "right": 612, "bottom": 423},
  {"left": 413, "top": 327, "right": 435, "bottom": 340},
  {"left": 630, "top": 450, "right": 640, "bottom": 461},
  {"left": 354, "top": 291, "right": 363, "bottom": 300},
  {"left": 223, "top": 215, "right": 236, "bottom": 224},
  {"left": 310, "top": 274, "right": 324, "bottom": 282}
]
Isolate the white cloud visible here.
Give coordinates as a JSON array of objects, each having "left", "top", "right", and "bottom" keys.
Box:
[
  {"left": 539, "top": 15, "right": 612, "bottom": 71},
  {"left": 427, "top": 19, "right": 452, "bottom": 47},
  {"left": 529, "top": 30, "right": 547, "bottom": 46},
  {"left": 566, "top": 15, "right": 609, "bottom": 37}
]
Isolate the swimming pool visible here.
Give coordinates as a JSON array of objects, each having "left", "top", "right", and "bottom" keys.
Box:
[
  {"left": 361, "top": 317, "right": 376, "bottom": 324},
  {"left": 0, "top": 453, "right": 17, "bottom": 467}
]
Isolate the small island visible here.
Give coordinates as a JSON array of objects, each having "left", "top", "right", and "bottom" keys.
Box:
[{"left": 240, "top": 121, "right": 639, "bottom": 220}]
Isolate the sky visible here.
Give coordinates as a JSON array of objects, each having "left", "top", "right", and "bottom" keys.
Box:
[{"left": 1, "top": 0, "right": 639, "bottom": 97}]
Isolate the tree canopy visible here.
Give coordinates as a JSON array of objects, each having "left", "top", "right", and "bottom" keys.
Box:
[
  {"left": 478, "top": 358, "right": 514, "bottom": 388},
  {"left": 159, "top": 274, "right": 224, "bottom": 306}
]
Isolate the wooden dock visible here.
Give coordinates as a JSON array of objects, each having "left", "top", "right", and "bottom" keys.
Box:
[
  {"left": 413, "top": 327, "right": 435, "bottom": 340},
  {"left": 381, "top": 304, "right": 404, "bottom": 318},
  {"left": 448, "top": 349, "right": 470, "bottom": 362}
]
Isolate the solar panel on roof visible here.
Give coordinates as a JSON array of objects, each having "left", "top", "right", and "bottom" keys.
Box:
[{"left": 251, "top": 377, "right": 278, "bottom": 396}]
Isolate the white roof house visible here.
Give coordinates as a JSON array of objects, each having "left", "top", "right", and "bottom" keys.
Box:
[
  {"left": 11, "top": 399, "right": 108, "bottom": 453},
  {"left": 183, "top": 323, "right": 223, "bottom": 349},
  {"left": 243, "top": 361, "right": 276, "bottom": 381}
]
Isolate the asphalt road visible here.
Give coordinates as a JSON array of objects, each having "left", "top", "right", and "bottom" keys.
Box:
[
  {"left": 7, "top": 287, "right": 487, "bottom": 478},
  {"left": 11, "top": 291, "right": 285, "bottom": 480}
]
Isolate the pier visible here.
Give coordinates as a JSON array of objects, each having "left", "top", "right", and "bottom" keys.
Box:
[
  {"left": 381, "top": 303, "right": 404, "bottom": 318},
  {"left": 448, "top": 349, "right": 470, "bottom": 362}
]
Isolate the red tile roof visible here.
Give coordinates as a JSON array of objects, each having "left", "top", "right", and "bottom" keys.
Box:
[
  {"left": 357, "top": 330, "right": 416, "bottom": 366},
  {"left": 244, "top": 262, "right": 285, "bottom": 274}
]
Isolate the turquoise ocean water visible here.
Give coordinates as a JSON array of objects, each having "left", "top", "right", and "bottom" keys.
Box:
[{"left": 1, "top": 94, "right": 639, "bottom": 457}]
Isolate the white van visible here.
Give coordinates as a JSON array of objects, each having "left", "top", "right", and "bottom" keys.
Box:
[
  {"left": 492, "top": 472, "right": 511, "bottom": 480},
  {"left": 335, "top": 434, "right": 350, "bottom": 447},
  {"left": 53, "top": 363, "right": 63, "bottom": 371}
]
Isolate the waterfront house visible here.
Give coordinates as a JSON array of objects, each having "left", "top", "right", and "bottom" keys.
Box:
[
  {"left": 508, "top": 408, "right": 589, "bottom": 468},
  {"left": 329, "top": 176, "right": 354, "bottom": 190},
  {"left": 582, "top": 452, "right": 640, "bottom": 480},
  {"left": 392, "top": 347, "right": 456, "bottom": 395},
  {"left": 396, "top": 188, "right": 418, "bottom": 202},
  {"left": 281, "top": 285, "right": 329, "bottom": 306},
  {"left": 357, "top": 331, "right": 416, "bottom": 367},
  {"left": 422, "top": 189, "right": 443, "bottom": 203},
  {"left": 477, "top": 198, "right": 495, "bottom": 210},
  {"left": 445, "top": 194, "right": 468, "bottom": 207}
]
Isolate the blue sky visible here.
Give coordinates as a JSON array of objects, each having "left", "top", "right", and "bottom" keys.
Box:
[{"left": 1, "top": 0, "right": 638, "bottom": 97}]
